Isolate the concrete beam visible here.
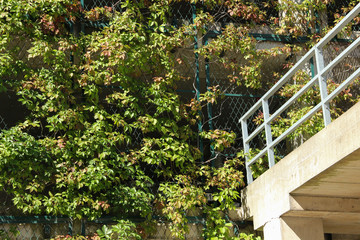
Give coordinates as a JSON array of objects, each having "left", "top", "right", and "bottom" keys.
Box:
[
  {"left": 285, "top": 196, "right": 360, "bottom": 235},
  {"left": 290, "top": 195, "right": 360, "bottom": 212},
  {"left": 263, "top": 217, "right": 324, "bottom": 240}
]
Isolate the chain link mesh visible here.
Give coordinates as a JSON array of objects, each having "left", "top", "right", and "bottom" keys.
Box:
[
  {"left": 83, "top": 0, "right": 122, "bottom": 11},
  {"left": 0, "top": 35, "right": 35, "bottom": 134},
  {"left": 327, "top": 0, "right": 360, "bottom": 30},
  {"left": 0, "top": 217, "right": 260, "bottom": 239},
  {"left": 2, "top": 0, "right": 360, "bottom": 238},
  {"left": 0, "top": 218, "right": 71, "bottom": 240}
]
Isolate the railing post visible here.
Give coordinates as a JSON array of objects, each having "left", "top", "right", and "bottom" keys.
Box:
[
  {"left": 262, "top": 99, "right": 275, "bottom": 168},
  {"left": 241, "top": 119, "right": 253, "bottom": 183},
  {"left": 315, "top": 47, "right": 332, "bottom": 126},
  {"left": 239, "top": 3, "right": 360, "bottom": 182}
]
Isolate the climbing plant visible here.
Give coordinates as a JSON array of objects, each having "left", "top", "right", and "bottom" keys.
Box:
[{"left": 0, "top": 0, "right": 359, "bottom": 239}]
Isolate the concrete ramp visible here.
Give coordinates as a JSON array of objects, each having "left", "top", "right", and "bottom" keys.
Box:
[{"left": 233, "top": 101, "right": 360, "bottom": 239}]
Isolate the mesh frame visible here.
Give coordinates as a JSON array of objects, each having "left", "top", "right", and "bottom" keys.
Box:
[{"left": 1, "top": 0, "right": 359, "bottom": 238}]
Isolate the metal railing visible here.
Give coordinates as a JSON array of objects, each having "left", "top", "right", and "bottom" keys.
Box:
[{"left": 240, "top": 3, "right": 360, "bottom": 184}]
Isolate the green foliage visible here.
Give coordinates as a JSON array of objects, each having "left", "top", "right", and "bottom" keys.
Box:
[
  {"left": 0, "top": 0, "right": 250, "bottom": 238},
  {"left": 0, "top": 226, "right": 20, "bottom": 240},
  {"left": 96, "top": 220, "right": 142, "bottom": 240},
  {"left": 1, "top": 0, "right": 360, "bottom": 239},
  {"left": 238, "top": 233, "right": 262, "bottom": 240}
]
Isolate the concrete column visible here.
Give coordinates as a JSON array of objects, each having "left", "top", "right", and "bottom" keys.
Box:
[{"left": 264, "top": 217, "right": 324, "bottom": 240}]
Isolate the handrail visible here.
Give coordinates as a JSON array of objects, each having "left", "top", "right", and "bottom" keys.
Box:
[{"left": 240, "top": 3, "right": 360, "bottom": 184}]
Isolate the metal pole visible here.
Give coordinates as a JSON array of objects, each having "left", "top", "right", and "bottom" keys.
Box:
[
  {"left": 69, "top": 21, "right": 74, "bottom": 64},
  {"left": 81, "top": 219, "right": 86, "bottom": 236},
  {"left": 68, "top": 218, "right": 73, "bottom": 236},
  {"left": 192, "top": 3, "right": 204, "bottom": 162},
  {"left": 204, "top": 33, "right": 215, "bottom": 164},
  {"left": 80, "top": 0, "right": 85, "bottom": 33},
  {"left": 241, "top": 119, "right": 253, "bottom": 183},
  {"left": 310, "top": 57, "right": 315, "bottom": 78},
  {"left": 262, "top": 99, "right": 275, "bottom": 168},
  {"left": 315, "top": 47, "right": 331, "bottom": 126}
]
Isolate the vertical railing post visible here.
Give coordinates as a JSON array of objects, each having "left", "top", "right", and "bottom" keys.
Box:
[
  {"left": 262, "top": 99, "right": 275, "bottom": 168},
  {"left": 241, "top": 119, "right": 253, "bottom": 183},
  {"left": 315, "top": 47, "right": 331, "bottom": 126}
]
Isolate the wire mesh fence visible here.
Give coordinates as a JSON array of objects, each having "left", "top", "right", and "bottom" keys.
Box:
[
  {"left": 327, "top": 0, "right": 360, "bottom": 30},
  {"left": 0, "top": 215, "right": 260, "bottom": 239},
  {"left": 1, "top": 0, "right": 360, "bottom": 238},
  {"left": 76, "top": 0, "right": 360, "bottom": 165}
]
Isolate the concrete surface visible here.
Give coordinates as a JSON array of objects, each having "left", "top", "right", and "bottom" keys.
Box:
[{"left": 232, "top": 100, "right": 360, "bottom": 238}]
